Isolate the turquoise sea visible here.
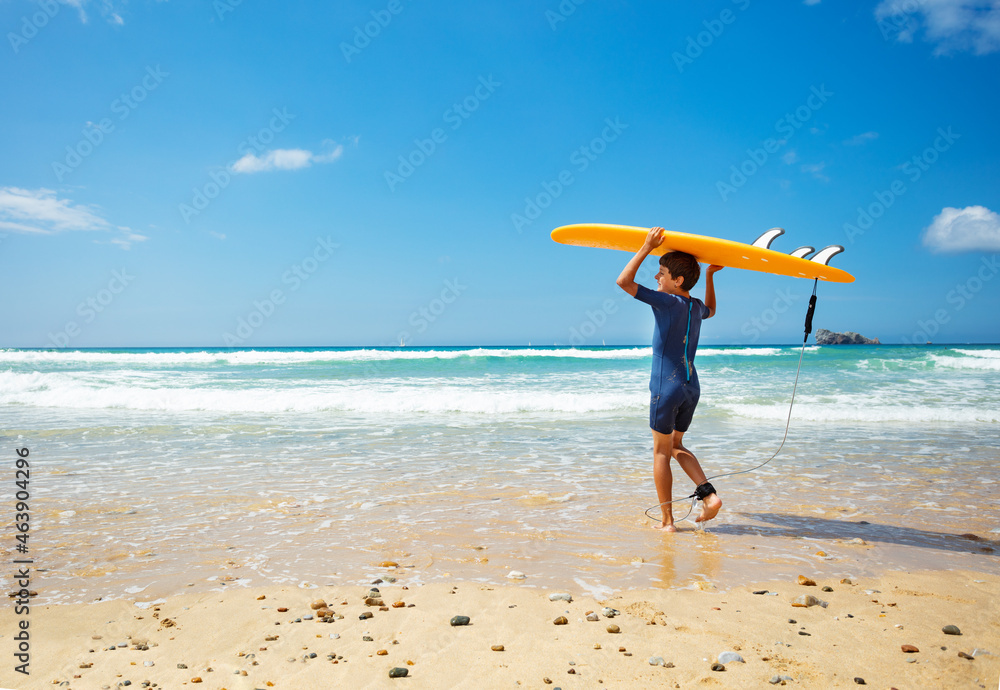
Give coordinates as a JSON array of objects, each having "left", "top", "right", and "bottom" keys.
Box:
[{"left": 2, "top": 345, "right": 998, "bottom": 604}]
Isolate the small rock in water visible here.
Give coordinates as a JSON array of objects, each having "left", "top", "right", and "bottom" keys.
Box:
[
  {"left": 901, "top": 645, "right": 919, "bottom": 653},
  {"left": 388, "top": 667, "right": 408, "bottom": 678},
  {"left": 379, "top": 561, "right": 399, "bottom": 568},
  {"left": 797, "top": 576, "right": 817, "bottom": 586},
  {"left": 506, "top": 571, "right": 526, "bottom": 580},
  {"left": 648, "top": 656, "right": 665, "bottom": 666},
  {"left": 717, "top": 652, "right": 745, "bottom": 664},
  {"left": 845, "top": 538, "right": 867, "bottom": 545},
  {"left": 943, "top": 625, "right": 962, "bottom": 635},
  {"left": 711, "top": 663, "right": 726, "bottom": 671},
  {"left": 815, "top": 551, "right": 827, "bottom": 557},
  {"left": 553, "top": 616, "right": 568, "bottom": 625},
  {"left": 607, "top": 624, "right": 620, "bottom": 634},
  {"left": 450, "top": 615, "right": 471, "bottom": 626}
]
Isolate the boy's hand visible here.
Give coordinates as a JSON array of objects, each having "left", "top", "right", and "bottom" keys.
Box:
[
  {"left": 642, "top": 226, "right": 666, "bottom": 251},
  {"left": 706, "top": 264, "right": 724, "bottom": 275}
]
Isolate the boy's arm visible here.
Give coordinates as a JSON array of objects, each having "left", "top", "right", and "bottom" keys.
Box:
[
  {"left": 704, "top": 265, "right": 723, "bottom": 318},
  {"left": 617, "top": 227, "right": 665, "bottom": 297}
]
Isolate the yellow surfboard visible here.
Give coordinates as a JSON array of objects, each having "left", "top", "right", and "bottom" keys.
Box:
[{"left": 551, "top": 224, "right": 855, "bottom": 283}]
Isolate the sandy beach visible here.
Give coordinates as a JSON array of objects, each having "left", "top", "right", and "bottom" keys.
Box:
[{"left": 3, "top": 566, "right": 998, "bottom": 689}]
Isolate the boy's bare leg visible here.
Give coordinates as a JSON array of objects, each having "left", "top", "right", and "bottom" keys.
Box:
[
  {"left": 651, "top": 429, "right": 677, "bottom": 532},
  {"left": 671, "top": 430, "right": 723, "bottom": 523}
]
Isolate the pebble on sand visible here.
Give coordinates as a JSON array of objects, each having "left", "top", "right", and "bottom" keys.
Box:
[
  {"left": 548, "top": 593, "right": 572, "bottom": 602},
  {"left": 389, "top": 667, "right": 408, "bottom": 678},
  {"left": 791, "top": 595, "right": 827, "bottom": 608},
  {"left": 554, "top": 616, "right": 568, "bottom": 625},
  {"left": 717, "top": 652, "right": 745, "bottom": 664},
  {"left": 451, "top": 615, "right": 471, "bottom": 626},
  {"left": 507, "top": 571, "right": 526, "bottom": 579},
  {"left": 711, "top": 663, "right": 726, "bottom": 671},
  {"left": 943, "top": 625, "right": 962, "bottom": 635},
  {"left": 797, "top": 576, "right": 817, "bottom": 586},
  {"left": 901, "top": 645, "right": 919, "bottom": 653},
  {"left": 853, "top": 678, "right": 866, "bottom": 685},
  {"left": 379, "top": 561, "right": 399, "bottom": 568},
  {"left": 491, "top": 645, "right": 504, "bottom": 651},
  {"left": 310, "top": 600, "right": 326, "bottom": 610},
  {"left": 607, "top": 624, "right": 620, "bottom": 634},
  {"left": 958, "top": 651, "right": 974, "bottom": 660}
]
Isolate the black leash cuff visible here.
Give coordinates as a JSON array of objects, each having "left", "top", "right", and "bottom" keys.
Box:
[{"left": 694, "top": 481, "right": 717, "bottom": 501}]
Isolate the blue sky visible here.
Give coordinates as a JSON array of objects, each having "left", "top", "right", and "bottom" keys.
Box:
[{"left": 2, "top": 0, "right": 999, "bottom": 347}]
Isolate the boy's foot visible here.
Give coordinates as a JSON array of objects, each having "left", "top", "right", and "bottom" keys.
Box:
[
  {"left": 695, "top": 494, "right": 722, "bottom": 523},
  {"left": 653, "top": 521, "right": 677, "bottom": 532}
]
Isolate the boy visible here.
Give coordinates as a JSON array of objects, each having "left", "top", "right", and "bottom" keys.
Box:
[{"left": 616, "top": 226, "right": 723, "bottom": 531}]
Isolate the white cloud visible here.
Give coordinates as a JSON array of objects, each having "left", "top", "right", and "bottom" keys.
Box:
[
  {"left": 923, "top": 205, "right": 1000, "bottom": 252},
  {"left": 782, "top": 150, "right": 799, "bottom": 165},
  {"left": 875, "top": 0, "right": 1000, "bottom": 55},
  {"left": 231, "top": 142, "right": 344, "bottom": 174},
  {"left": 845, "top": 131, "right": 879, "bottom": 145},
  {"left": 0, "top": 186, "right": 144, "bottom": 248},
  {"left": 801, "top": 162, "right": 829, "bottom": 181}
]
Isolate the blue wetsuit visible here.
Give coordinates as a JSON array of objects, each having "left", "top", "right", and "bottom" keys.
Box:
[{"left": 634, "top": 284, "right": 711, "bottom": 434}]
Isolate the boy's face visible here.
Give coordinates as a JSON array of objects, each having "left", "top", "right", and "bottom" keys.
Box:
[{"left": 655, "top": 265, "right": 685, "bottom": 293}]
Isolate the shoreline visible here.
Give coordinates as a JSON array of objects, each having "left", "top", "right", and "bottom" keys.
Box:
[{"left": 3, "top": 568, "right": 998, "bottom": 689}]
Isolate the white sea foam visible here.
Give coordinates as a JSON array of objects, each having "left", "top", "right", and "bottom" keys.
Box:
[
  {"left": 951, "top": 348, "right": 1000, "bottom": 359},
  {"left": 718, "top": 402, "right": 999, "bottom": 424},
  {"left": 929, "top": 354, "right": 1000, "bottom": 370},
  {"left": 0, "top": 347, "right": 652, "bottom": 366},
  {"left": 0, "top": 370, "right": 641, "bottom": 414},
  {"left": 696, "top": 347, "right": 785, "bottom": 356}
]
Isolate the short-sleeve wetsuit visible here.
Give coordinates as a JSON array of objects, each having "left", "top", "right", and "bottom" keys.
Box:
[{"left": 633, "top": 284, "right": 711, "bottom": 434}]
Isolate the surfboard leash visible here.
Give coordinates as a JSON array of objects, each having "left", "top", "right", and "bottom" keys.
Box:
[{"left": 643, "top": 278, "right": 820, "bottom": 525}]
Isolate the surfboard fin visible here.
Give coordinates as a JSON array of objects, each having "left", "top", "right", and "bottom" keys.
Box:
[
  {"left": 810, "top": 245, "right": 845, "bottom": 266},
  {"left": 752, "top": 227, "right": 785, "bottom": 250},
  {"left": 789, "top": 246, "right": 815, "bottom": 259}
]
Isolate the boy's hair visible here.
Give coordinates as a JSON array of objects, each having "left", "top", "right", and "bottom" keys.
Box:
[{"left": 659, "top": 251, "right": 701, "bottom": 290}]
